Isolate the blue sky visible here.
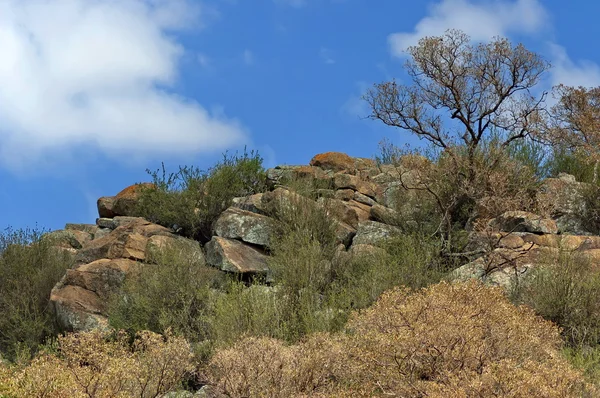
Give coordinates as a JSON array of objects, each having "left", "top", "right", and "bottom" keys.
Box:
[{"left": 1, "top": 0, "right": 600, "bottom": 232}]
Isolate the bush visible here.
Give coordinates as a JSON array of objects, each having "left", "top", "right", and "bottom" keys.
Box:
[
  {"left": 0, "top": 228, "right": 74, "bottom": 361},
  {"left": 207, "top": 281, "right": 594, "bottom": 397},
  {"left": 513, "top": 249, "right": 600, "bottom": 348},
  {"left": 2, "top": 329, "right": 193, "bottom": 398},
  {"left": 107, "top": 241, "right": 224, "bottom": 361},
  {"left": 135, "top": 149, "right": 268, "bottom": 241}
]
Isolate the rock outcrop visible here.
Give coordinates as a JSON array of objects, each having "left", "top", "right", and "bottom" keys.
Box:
[{"left": 47, "top": 152, "right": 598, "bottom": 334}]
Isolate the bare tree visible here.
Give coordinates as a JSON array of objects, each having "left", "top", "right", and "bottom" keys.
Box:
[
  {"left": 364, "top": 29, "right": 550, "bottom": 174},
  {"left": 543, "top": 84, "right": 600, "bottom": 183}
]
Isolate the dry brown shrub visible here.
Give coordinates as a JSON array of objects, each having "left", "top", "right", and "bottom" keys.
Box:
[
  {"left": 206, "top": 334, "right": 349, "bottom": 398},
  {"left": 207, "top": 281, "right": 594, "bottom": 397},
  {"left": 4, "top": 329, "right": 193, "bottom": 398}
]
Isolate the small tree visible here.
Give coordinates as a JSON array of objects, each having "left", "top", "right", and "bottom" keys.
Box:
[
  {"left": 543, "top": 85, "right": 600, "bottom": 183},
  {"left": 365, "top": 29, "right": 550, "bottom": 171},
  {"left": 364, "top": 30, "right": 549, "bottom": 250}
]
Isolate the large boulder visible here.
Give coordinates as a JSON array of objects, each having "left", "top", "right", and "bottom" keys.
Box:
[
  {"left": 333, "top": 173, "right": 380, "bottom": 198},
  {"left": 231, "top": 193, "right": 268, "bottom": 215},
  {"left": 489, "top": 211, "right": 558, "bottom": 235},
  {"left": 352, "top": 221, "right": 402, "bottom": 247},
  {"left": 112, "top": 183, "right": 155, "bottom": 217},
  {"left": 213, "top": 207, "right": 279, "bottom": 248},
  {"left": 310, "top": 152, "right": 374, "bottom": 173},
  {"left": 75, "top": 218, "right": 173, "bottom": 265},
  {"left": 97, "top": 196, "right": 117, "bottom": 218},
  {"left": 537, "top": 173, "right": 592, "bottom": 235},
  {"left": 50, "top": 258, "right": 139, "bottom": 331},
  {"left": 205, "top": 236, "right": 270, "bottom": 275}
]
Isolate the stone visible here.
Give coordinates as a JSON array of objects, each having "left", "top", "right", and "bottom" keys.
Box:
[
  {"left": 63, "top": 258, "right": 139, "bottom": 301},
  {"left": 489, "top": 211, "right": 558, "bottom": 235},
  {"left": 537, "top": 174, "right": 591, "bottom": 234},
  {"left": 266, "top": 165, "right": 332, "bottom": 186},
  {"left": 352, "top": 221, "right": 402, "bottom": 247},
  {"left": 347, "top": 200, "right": 371, "bottom": 223},
  {"left": 214, "top": 207, "right": 278, "bottom": 248},
  {"left": 76, "top": 219, "right": 172, "bottom": 265},
  {"left": 370, "top": 204, "right": 400, "bottom": 226},
  {"left": 333, "top": 220, "right": 357, "bottom": 247},
  {"left": 42, "top": 229, "right": 92, "bottom": 250},
  {"left": 319, "top": 198, "right": 359, "bottom": 228},
  {"left": 334, "top": 189, "right": 355, "bottom": 201},
  {"left": 205, "top": 236, "right": 270, "bottom": 274},
  {"left": 333, "top": 173, "right": 379, "bottom": 198},
  {"left": 231, "top": 193, "right": 268, "bottom": 215},
  {"left": 353, "top": 191, "right": 376, "bottom": 206},
  {"left": 112, "top": 183, "right": 155, "bottom": 217},
  {"left": 310, "top": 152, "right": 359, "bottom": 173},
  {"left": 146, "top": 235, "right": 205, "bottom": 265},
  {"left": 50, "top": 284, "right": 110, "bottom": 332},
  {"left": 97, "top": 196, "right": 116, "bottom": 218},
  {"left": 65, "top": 223, "right": 99, "bottom": 235}
]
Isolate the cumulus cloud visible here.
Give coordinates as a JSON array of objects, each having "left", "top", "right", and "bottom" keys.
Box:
[
  {"left": 548, "top": 43, "right": 600, "bottom": 88},
  {"left": 0, "top": 0, "right": 246, "bottom": 170},
  {"left": 388, "top": 0, "right": 548, "bottom": 56}
]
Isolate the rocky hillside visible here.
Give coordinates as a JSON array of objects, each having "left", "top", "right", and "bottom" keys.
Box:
[{"left": 43, "top": 151, "right": 598, "bottom": 334}]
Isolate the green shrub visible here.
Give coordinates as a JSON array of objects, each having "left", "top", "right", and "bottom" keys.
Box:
[
  {"left": 135, "top": 149, "right": 268, "bottom": 241},
  {"left": 563, "top": 346, "right": 600, "bottom": 387},
  {"left": 0, "top": 228, "right": 74, "bottom": 362},
  {"left": 327, "top": 234, "right": 448, "bottom": 312},
  {"left": 545, "top": 147, "right": 598, "bottom": 183},
  {"left": 513, "top": 249, "right": 600, "bottom": 348},
  {"left": 108, "top": 243, "right": 224, "bottom": 352}
]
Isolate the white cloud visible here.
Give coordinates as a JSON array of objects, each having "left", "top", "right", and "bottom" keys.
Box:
[
  {"left": 319, "top": 47, "right": 335, "bottom": 64},
  {"left": 0, "top": 0, "right": 246, "bottom": 170},
  {"left": 548, "top": 43, "right": 600, "bottom": 88},
  {"left": 389, "top": 0, "right": 548, "bottom": 56}
]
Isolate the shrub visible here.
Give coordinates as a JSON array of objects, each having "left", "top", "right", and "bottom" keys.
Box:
[
  {"left": 207, "top": 281, "right": 594, "bottom": 397},
  {"left": 0, "top": 227, "right": 74, "bottom": 361},
  {"left": 3, "top": 330, "right": 193, "bottom": 398},
  {"left": 108, "top": 242, "right": 224, "bottom": 354},
  {"left": 513, "top": 249, "right": 600, "bottom": 348},
  {"left": 327, "top": 233, "right": 448, "bottom": 312},
  {"left": 135, "top": 149, "right": 268, "bottom": 241}
]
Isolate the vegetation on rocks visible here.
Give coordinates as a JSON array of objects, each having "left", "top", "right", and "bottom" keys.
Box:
[
  {"left": 134, "top": 149, "right": 268, "bottom": 241},
  {"left": 7, "top": 29, "right": 600, "bottom": 397}
]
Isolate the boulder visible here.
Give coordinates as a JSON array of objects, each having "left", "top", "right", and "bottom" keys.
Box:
[
  {"left": 333, "top": 173, "right": 379, "bottom": 198},
  {"left": 319, "top": 198, "right": 359, "bottom": 228},
  {"left": 334, "top": 189, "right": 355, "bottom": 201},
  {"left": 50, "top": 284, "right": 110, "bottom": 332},
  {"left": 347, "top": 200, "right": 371, "bottom": 223},
  {"left": 370, "top": 204, "right": 400, "bottom": 226},
  {"left": 310, "top": 152, "right": 362, "bottom": 173},
  {"left": 65, "top": 223, "right": 100, "bottom": 235},
  {"left": 214, "top": 207, "right": 278, "bottom": 248},
  {"left": 49, "top": 258, "right": 139, "bottom": 332},
  {"left": 42, "top": 229, "right": 92, "bottom": 250},
  {"left": 537, "top": 174, "right": 592, "bottom": 235},
  {"left": 75, "top": 218, "right": 172, "bottom": 265},
  {"left": 97, "top": 196, "right": 116, "bottom": 218},
  {"left": 353, "top": 191, "right": 377, "bottom": 206},
  {"left": 205, "top": 236, "right": 270, "bottom": 274},
  {"left": 489, "top": 211, "right": 558, "bottom": 235},
  {"left": 333, "top": 220, "right": 357, "bottom": 247},
  {"left": 145, "top": 235, "right": 205, "bottom": 265},
  {"left": 112, "top": 183, "right": 155, "bottom": 217},
  {"left": 232, "top": 193, "right": 268, "bottom": 215},
  {"left": 352, "top": 221, "right": 402, "bottom": 247}
]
